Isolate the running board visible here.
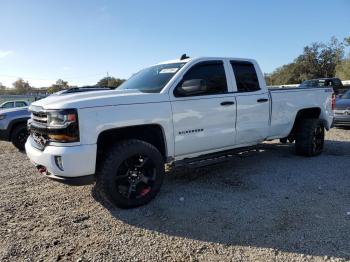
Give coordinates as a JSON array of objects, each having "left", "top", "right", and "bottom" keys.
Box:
[{"left": 174, "top": 145, "right": 260, "bottom": 169}]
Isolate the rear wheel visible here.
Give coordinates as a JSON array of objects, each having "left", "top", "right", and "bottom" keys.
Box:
[
  {"left": 11, "top": 124, "right": 29, "bottom": 151},
  {"left": 96, "top": 139, "right": 165, "bottom": 209},
  {"left": 295, "top": 119, "right": 324, "bottom": 156}
]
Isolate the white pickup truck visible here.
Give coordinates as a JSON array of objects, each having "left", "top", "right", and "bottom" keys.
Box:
[{"left": 25, "top": 56, "right": 335, "bottom": 208}]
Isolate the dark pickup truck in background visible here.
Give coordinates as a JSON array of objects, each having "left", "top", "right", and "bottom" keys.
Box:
[{"left": 299, "top": 77, "right": 347, "bottom": 95}]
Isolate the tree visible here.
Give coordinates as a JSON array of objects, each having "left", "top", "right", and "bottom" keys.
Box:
[
  {"left": 48, "top": 79, "right": 69, "bottom": 94},
  {"left": 97, "top": 77, "right": 125, "bottom": 89},
  {"left": 336, "top": 55, "right": 350, "bottom": 80},
  {"left": 266, "top": 36, "right": 346, "bottom": 85},
  {"left": 13, "top": 78, "right": 31, "bottom": 94}
]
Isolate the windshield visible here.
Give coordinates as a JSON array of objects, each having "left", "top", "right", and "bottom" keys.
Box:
[{"left": 118, "top": 62, "right": 186, "bottom": 93}]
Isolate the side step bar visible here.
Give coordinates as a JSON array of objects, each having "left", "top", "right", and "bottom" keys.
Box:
[{"left": 174, "top": 145, "right": 260, "bottom": 169}]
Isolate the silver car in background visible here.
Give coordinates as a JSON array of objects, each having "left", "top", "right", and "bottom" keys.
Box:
[
  {"left": 334, "top": 90, "right": 350, "bottom": 127},
  {"left": 0, "top": 100, "right": 29, "bottom": 109},
  {"left": 0, "top": 107, "right": 31, "bottom": 150}
]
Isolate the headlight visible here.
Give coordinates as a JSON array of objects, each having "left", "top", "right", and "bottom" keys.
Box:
[
  {"left": 0, "top": 114, "right": 6, "bottom": 120},
  {"left": 46, "top": 109, "right": 79, "bottom": 142},
  {"left": 47, "top": 109, "right": 77, "bottom": 128},
  {"left": 30, "top": 109, "right": 79, "bottom": 143}
]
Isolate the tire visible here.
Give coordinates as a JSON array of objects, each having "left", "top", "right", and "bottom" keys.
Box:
[
  {"left": 295, "top": 119, "right": 324, "bottom": 156},
  {"left": 96, "top": 139, "right": 165, "bottom": 209},
  {"left": 11, "top": 124, "right": 29, "bottom": 151}
]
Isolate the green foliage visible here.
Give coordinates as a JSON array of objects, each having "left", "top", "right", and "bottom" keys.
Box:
[
  {"left": 335, "top": 55, "right": 350, "bottom": 80},
  {"left": 97, "top": 77, "right": 125, "bottom": 89},
  {"left": 48, "top": 79, "right": 69, "bottom": 94},
  {"left": 12, "top": 78, "right": 32, "bottom": 94},
  {"left": 344, "top": 37, "right": 350, "bottom": 46},
  {"left": 266, "top": 37, "right": 347, "bottom": 85}
]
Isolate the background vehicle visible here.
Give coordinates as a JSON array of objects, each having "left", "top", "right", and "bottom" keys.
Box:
[
  {"left": 0, "top": 107, "right": 30, "bottom": 150},
  {"left": 299, "top": 78, "right": 344, "bottom": 95},
  {"left": 0, "top": 100, "right": 29, "bottom": 109},
  {"left": 334, "top": 89, "right": 350, "bottom": 127},
  {"left": 25, "top": 56, "right": 335, "bottom": 208}
]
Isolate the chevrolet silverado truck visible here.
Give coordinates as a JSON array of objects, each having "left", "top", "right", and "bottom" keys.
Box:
[
  {"left": 0, "top": 107, "right": 30, "bottom": 150},
  {"left": 25, "top": 56, "right": 335, "bottom": 208}
]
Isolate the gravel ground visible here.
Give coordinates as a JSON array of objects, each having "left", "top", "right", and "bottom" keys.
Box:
[{"left": 0, "top": 128, "right": 349, "bottom": 262}]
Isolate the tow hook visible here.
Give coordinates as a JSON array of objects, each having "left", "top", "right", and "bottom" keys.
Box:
[{"left": 37, "top": 166, "right": 48, "bottom": 175}]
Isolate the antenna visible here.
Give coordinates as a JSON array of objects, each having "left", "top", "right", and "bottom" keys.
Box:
[
  {"left": 107, "top": 71, "right": 110, "bottom": 87},
  {"left": 180, "top": 54, "right": 189, "bottom": 60}
]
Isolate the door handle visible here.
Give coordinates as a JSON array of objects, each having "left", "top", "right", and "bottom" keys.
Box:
[
  {"left": 257, "top": 98, "right": 269, "bottom": 103},
  {"left": 220, "top": 101, "right": 235, "bottom": 106}
]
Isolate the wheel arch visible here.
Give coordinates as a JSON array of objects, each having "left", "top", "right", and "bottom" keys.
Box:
[
  {"left": 8, "top": 118, "right": 30, "bottom": 140},
  {"left": 289, "top": 107, "right": 322, "bottom": 137},
  {"left": 96, "top": 124, "right": 168, "bottom": 165}
]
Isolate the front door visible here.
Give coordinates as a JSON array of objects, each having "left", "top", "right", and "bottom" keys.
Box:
[{"left": 171, "top": 60, "right": 236, "bottom": 157}]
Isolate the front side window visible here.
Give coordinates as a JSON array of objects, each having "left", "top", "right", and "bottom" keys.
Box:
[
  {"left": 118, "top": 62, "right": 186, "bottom": 93},
  {"left": 231, "top": 61, "right": 260, "bottom": 92},
  {"left": 175, "top": 61, "right": 227, "bottom": 97},
  {"left": 2, "top": 102, "right": 14, "bottom": 108}
]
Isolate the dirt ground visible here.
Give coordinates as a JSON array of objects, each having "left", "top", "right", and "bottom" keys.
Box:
[{"left": 0, "top": 128, "right": 349, "bottom": 262}]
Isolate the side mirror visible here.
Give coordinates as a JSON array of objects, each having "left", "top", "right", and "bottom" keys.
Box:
[{"left": 176, "top": 79, "right": 207, "bottom": 96}]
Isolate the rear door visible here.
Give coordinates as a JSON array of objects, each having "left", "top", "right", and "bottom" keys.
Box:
[
  {"left": 230, "top": 61, "right": 270, "bottom": 145},
  {"left": 170, "top": 60, "right": 237, "bottom": 157},
  {"left": 15, "top": 101, "right": 28, "bottom": 108}
]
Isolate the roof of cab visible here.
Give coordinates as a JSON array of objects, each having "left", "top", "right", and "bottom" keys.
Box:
[{"left": 157, "top": 56, "right": 257, "bottom": 65}]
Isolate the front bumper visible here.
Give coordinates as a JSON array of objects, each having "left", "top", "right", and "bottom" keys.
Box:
[
  {"left": 25, "top": 139, "right": 97, "bottom": 184},
  {"left": 333, "top": 116, "right": 350, "bottom": 126}
]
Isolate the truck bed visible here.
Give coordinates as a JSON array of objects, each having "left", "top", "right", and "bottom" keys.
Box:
[{"left": 267, "top": 87, "right": 334, "bottom": 139}]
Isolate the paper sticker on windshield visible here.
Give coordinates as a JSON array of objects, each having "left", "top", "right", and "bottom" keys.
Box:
[{"left": 159, "top": 68, "right": 179, "bottom": 74}]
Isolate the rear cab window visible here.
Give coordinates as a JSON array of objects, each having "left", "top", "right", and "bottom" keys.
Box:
[{"left": 230, "top": 61, "right": 261, "bottom": 92}]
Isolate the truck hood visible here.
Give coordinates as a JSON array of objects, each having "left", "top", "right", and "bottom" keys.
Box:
[{"left": 31, "top": 89, "right": 169, "bottom": 110}]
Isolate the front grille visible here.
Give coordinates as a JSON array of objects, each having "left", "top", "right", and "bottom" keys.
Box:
[
  {"left": 32, "top": 111, "right": 48, "bottom": 125},
  {"left": 29, "top": 110, "right": 48, "bottom": 150},
  {"left": 29, "top": 131, "right": 47, "bottom": 150}
]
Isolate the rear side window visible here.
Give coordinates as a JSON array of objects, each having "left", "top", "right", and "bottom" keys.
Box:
[
  {"left": 178, "top": 61, "right": 227, "bottom": 96},
  {"left": 230, "top": 61, "right": 260, "bottom": 92},
  {"left": 16, "top": 101, "right": 27, "bottom": 107}
]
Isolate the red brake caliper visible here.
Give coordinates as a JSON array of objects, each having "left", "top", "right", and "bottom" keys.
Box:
[{"left": 140, "top": 187, "right": 151, "bottom": 196}]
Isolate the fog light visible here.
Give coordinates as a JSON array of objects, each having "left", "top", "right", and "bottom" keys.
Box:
[{"left": 54, "top": 156, "right": 64, "bottom": 171}]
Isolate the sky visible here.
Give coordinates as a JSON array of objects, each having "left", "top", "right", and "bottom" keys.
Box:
[{"left": 0, "top": 0, "right": 349, "bottom": 88}]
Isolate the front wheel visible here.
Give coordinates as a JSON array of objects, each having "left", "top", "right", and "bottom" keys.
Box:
[
  {"left": 11, "top": 124, "right": 29, "bottom": 151},
  {"left": 295, "top": 119, "right": 324, "bottom": 156},
  {"left": 96, "top": 139, "right": 165, "bottom": 209}
]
